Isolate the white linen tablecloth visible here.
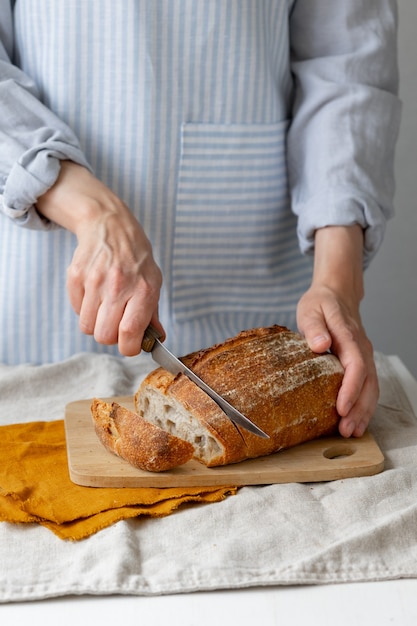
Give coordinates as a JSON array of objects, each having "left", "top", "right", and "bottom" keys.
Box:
[{"left": 0, "top": 351, "right": 416, "bottom": 603}]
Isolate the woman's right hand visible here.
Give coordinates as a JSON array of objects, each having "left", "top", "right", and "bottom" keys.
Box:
[{"left": 36, "top": 161, "right": 164, "bottom": 356}]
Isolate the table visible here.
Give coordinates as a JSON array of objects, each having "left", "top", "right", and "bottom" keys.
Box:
[{"left": 2, "top": 356, "right": 417, "bottom": 624}]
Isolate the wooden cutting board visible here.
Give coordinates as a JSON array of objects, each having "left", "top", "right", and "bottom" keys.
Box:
[{"left": 64, "top": 396, "right": 385, "bottom": 488}]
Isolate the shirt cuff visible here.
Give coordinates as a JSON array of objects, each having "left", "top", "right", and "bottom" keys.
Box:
[
  {"left": 295, "top": 187, "right": 392, "bottom": 268},
  {"left": 0, "top": 144, "right": 92, "bottom": 230}
]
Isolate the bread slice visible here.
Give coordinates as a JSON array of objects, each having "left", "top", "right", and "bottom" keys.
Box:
[
  {"left": 90, "top": 398, "right": 194, "bottom": 472},
  {"left": 134, "top": 326, "right": 344, "bottom": 467}
]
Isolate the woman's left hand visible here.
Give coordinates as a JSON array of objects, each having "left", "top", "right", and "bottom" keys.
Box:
[
  {"left": 296, "top": 225, "right": 379, "bottom": 438},
  {"left": 297, "top": 283, "right": 379, "bottom": 438}
]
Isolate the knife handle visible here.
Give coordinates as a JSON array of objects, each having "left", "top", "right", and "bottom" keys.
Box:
[{"left": 141, "top": 325, "right": 162, "bottom": 352}]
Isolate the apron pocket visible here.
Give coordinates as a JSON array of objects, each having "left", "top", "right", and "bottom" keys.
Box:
[{"left": 172, "top": 121, "right": 307, "bottom": 322}]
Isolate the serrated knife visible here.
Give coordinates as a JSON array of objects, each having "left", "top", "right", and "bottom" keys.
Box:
[{"left": 141, "top": 325, "right": 269, "bottom": 439}]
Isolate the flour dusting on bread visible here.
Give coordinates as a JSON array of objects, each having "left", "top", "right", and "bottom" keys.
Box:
[
  {"left": 91, "top": 326, "right": 344, "bottom": 470},
  {"left": 133, "top": 326, "right": 344, "bottom": 468}
]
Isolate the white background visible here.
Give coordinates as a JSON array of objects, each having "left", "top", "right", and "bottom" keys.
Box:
[{"left": 362, "top": 0, "right": 417, "bottom": 376}]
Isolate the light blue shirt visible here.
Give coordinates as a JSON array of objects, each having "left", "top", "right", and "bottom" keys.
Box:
[{"left": 0, "top": 0, "right": 401, "bottom": 365}]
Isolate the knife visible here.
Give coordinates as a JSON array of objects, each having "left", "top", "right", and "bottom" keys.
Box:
[{"left": 141, "top": 325, "right": 269, "bottom": 439}]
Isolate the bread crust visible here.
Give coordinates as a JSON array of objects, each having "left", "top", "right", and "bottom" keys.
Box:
[
  {"left": 135, "top": 326, "right": 344, "bottom": 466},
  {"left": 90, "top": 398, "right": 194, "bottom": 472}
]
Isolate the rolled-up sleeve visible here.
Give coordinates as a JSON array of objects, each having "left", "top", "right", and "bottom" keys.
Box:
[
  {"left": 288, "top": 0, "right": 402, "bottom": 266},
  {"left": 0, "top": 0, "right": 91, "bottom": 229}
]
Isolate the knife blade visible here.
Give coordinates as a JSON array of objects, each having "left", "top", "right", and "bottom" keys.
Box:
[{"left": 141, "top": 325, "right": 269, "bottom": 439}]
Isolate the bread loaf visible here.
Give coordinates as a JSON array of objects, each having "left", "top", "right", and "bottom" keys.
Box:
[
  {"left": 90, "top": 398, "right": 194, "bottom": 472},
  {"left": 134, "top": 325, "right": 344, "bottom": 467}
]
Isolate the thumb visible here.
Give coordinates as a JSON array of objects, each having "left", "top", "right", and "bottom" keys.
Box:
[{"left": 298, "top": 314, "right": 332, "bottom": 354}]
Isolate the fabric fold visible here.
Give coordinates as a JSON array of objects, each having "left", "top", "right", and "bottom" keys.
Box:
[{"left": 0, "top": 419, "right": 236, "bottom": 541}]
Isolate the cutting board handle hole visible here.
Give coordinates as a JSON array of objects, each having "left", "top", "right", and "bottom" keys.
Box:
[{"left": 322, "top": 444, "right": 356, "bottom": 460}]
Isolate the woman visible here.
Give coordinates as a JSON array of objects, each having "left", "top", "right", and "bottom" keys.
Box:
[{"left": 0, "top": 1, "right": 401, "bottom": 438}]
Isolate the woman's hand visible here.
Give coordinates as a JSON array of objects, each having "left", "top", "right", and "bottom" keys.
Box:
[
  {"left": 36, "top": 161, "right": 164, "bottom": 356},
  {"left": 297, "top": 225, "right": 379, "bottom": 438}
]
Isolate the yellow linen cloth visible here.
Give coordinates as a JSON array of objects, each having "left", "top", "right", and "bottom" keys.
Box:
[{"left": 0, "top": 420, "right": 236, "bottom": 541}]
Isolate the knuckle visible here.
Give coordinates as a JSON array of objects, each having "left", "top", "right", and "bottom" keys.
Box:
[
  {"left": 104, "top": 268, "right": 126, "bottom": 301},
  {"left": 118, "top": 315, "right": 140, "bottom": 339},
  {"left": 79, "top": 318, "right": 94, "bottom": 335},
  {"left": 94, "top": 328, "right": 117, "bottom": 345},
  {"left": 133, "top": 277, "right": 161, "bottom": 310},
  {"left": 88, "top": 266, "right": 107, "bottom": 290},
  {"left": 117, "top": 323, "right": 141, "bottom": 356},
  {"left": 139, "top": 280, "right": 158, "bottom": 302},
  {"left": 66, "top": 262, "right": 83, "bottom": 286}
]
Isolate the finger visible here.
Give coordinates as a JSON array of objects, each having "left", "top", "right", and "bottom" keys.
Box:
[
  {"left": 338, "top": 372, "right": 379, "bottom": 438},
  {"left": 66, "top": 259, "right": 86, "bottom": 316},
  {"left": 78, "top": 288, "right": 102, "bottom": 336},
  {"left": 336, "top": 348, "right": 379, "bottom": 437},
  {"left": 67, "top": 280, "right": 85, "bottom": 317},
  {"left": 297, "top": 309, "right": 332, "bottom": 354},
  {"left": 303, "top": 325, "right": 332, "bottom": 354},
  {"left": 336, "top": 357, "right": 365, "bottom": 416},
  {"left": 76, "top": 255, "right": 115, "bottom": 338},
  {"left": 149, "top": 311, "right": 166, "bottom": 342},
  {"left": 93, "top": 299, "right": 125, "bottom": 345},
  {"left": 117, "top": 297, "right": 158, "bottom": 357}
]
